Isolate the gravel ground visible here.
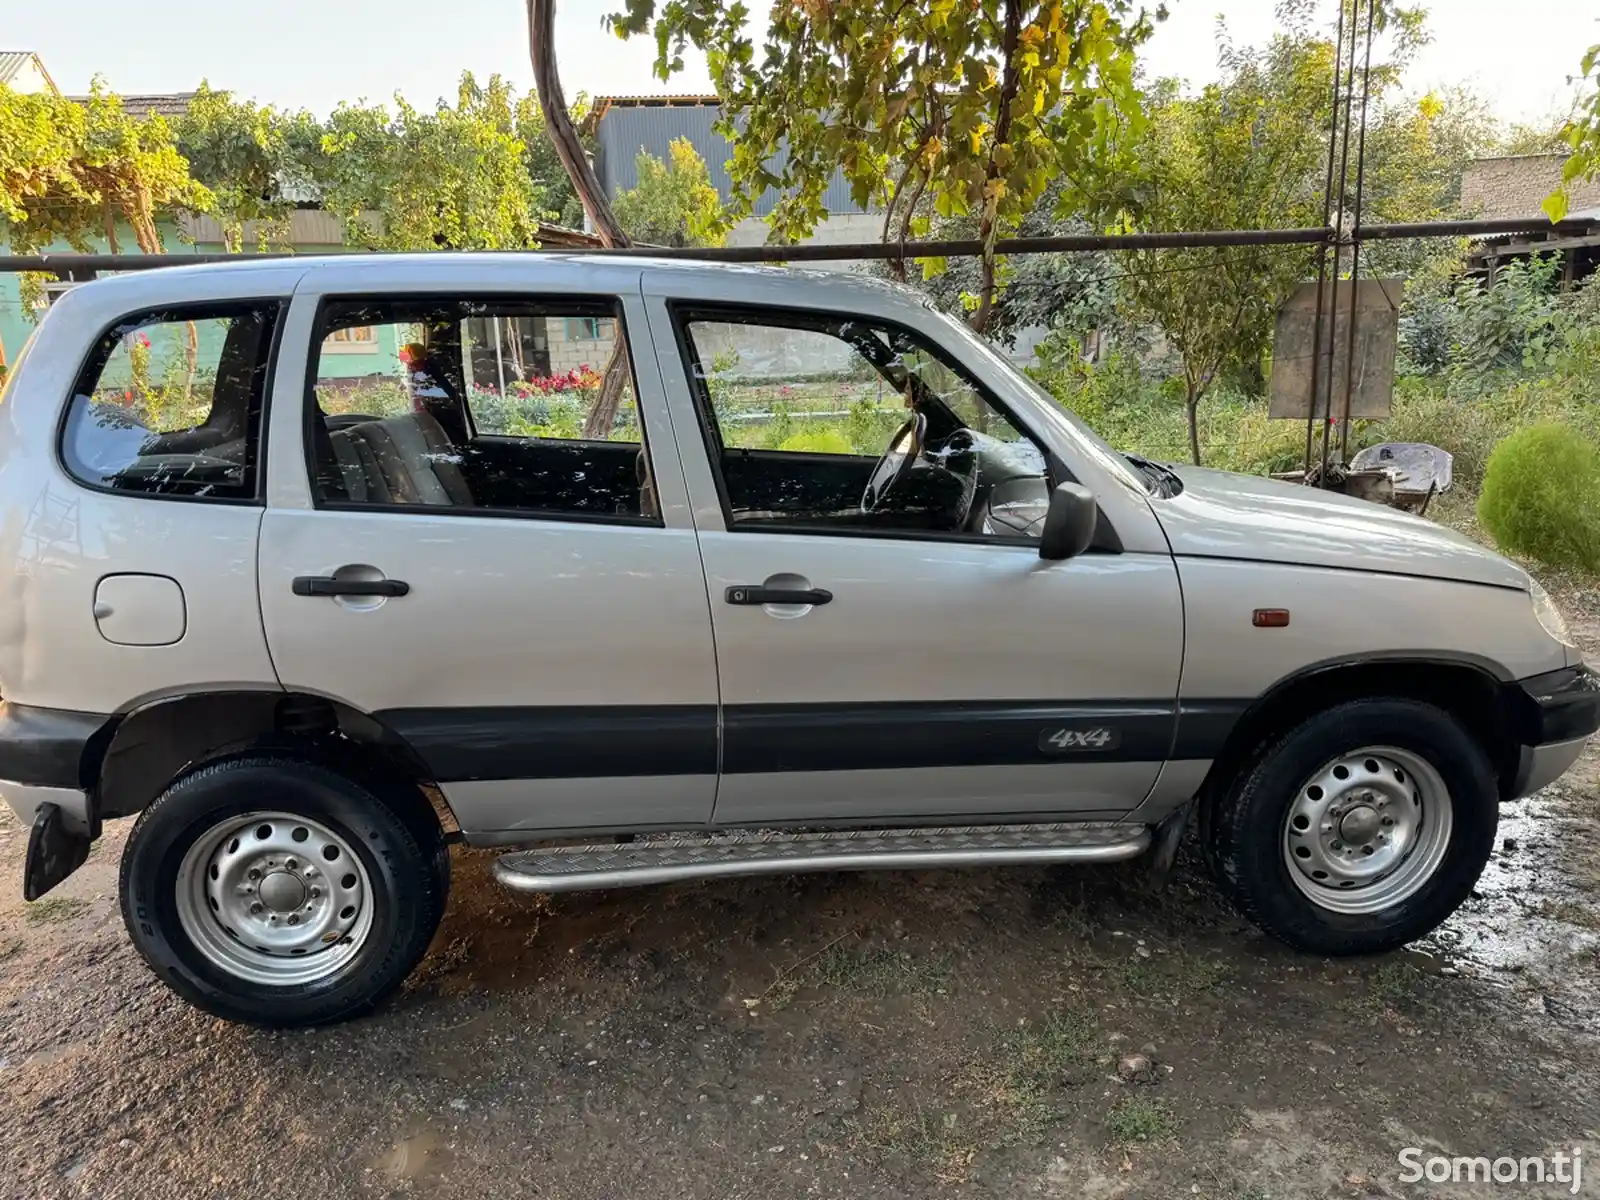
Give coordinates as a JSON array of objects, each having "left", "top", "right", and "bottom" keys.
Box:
[{"left": 3, "top": 598, "right": 1600, "bottom": 1199}]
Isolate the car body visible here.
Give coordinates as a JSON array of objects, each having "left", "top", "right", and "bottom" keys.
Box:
[{"left": 2, "top": 254, "right": 1595, "bottom": 1026}]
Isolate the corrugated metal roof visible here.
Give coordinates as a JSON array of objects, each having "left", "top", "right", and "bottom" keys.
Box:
[
  {"left": 594, "top": 102, "right": 873, "bottom": 217},
  {"left": 0, "top": 50, "right": 55, "bottom": 91},
  {"left": 594, "top": 95, "right": 720, "bottom": 107}
]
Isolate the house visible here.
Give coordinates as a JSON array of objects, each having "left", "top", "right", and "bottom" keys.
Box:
[
  {"left": 69, "top": 91, "right": 197, "bottom": 120},
  {"left": 590, "top": 95, "right": 881, "bottom": 258},
  {"left": 0, "top": 51, "right": 55, "bottom": 94},
  {"left": 1459, "top": 153, "right": 1600, "bottom": 284}
]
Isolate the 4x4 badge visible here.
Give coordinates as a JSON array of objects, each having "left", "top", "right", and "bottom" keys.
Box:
[{"left": 1039, "top": 726, "right": 1120, "bottom": 753}]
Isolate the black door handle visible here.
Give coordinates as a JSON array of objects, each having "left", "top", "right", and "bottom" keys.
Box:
[
  {"left": 292, "top": 576, "right": 410, "bottom": 598},
  {"left": 725, "top": 585, "right": 832, "bottom": 606}
]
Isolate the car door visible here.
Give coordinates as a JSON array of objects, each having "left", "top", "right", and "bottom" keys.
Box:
[
  {"left": 258, "top": 273, "right": 719, "bottom": 840},
  {"left": 644, "top": 289, "right": 1185, "bottom": 826}
]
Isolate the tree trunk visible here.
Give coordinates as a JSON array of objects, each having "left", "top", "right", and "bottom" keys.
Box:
[
  {"left": 528, "top": 0, "right": 635, "bottom": 440},
  {"left": 1185, "top": 379, "right": 1202, "bottom": 467},
  {"left": 527, "top": 0, "right": 629, "bottom": 250},
  {"left": 968, "top": 0, "right": 1023, "bottom": 336}
]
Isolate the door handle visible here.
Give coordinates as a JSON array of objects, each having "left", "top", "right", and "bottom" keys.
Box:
[
  {"left": 725, "top": 585, "right": 832, "bottom": 606},
  {"left": 292, "top": 576, "right": 411, "bottom": 598}
]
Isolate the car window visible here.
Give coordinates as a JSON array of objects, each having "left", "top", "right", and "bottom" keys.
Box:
[
  {"left": 61, "top": 303, "right": 280, "bottom": 500},
  {"left": 307, "top": 298, "right": 657, "bottom": 522},
  {"left": 680, "top": 313, "right": 1050, "bottom": 540}
]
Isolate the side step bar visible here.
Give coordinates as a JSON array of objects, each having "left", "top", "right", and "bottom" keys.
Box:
[{"left": 494, "top": 822, "right": 1151, "bottom": 894}]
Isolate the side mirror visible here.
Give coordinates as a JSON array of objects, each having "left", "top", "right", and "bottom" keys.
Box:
[{"left": 1039, "top": 483, "right": 1098, "bottom": 561}]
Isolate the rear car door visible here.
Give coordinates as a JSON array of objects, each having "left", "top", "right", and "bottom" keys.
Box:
[
  {"left": 646, "top": 293, "right": 1186, "bottom": 826},
  {"left": 257, "top": 269, "right": 719, "bottom": 840}
]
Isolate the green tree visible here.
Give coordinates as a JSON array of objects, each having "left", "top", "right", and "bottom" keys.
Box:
[
  {"left": 515, "top": 92, "right": 590, "bottom": 230},
  {"left": 173, "top": 82, "right": 321, "bottom": 252},
  {"left": 0, "top": 78, "right": 212, "bottom": 336},
  {"left": 0, "top": 79, "right": 210, "bottom": 258},
  {"left": 1111, "top": 21, "right": 1332, "bottom": 464},
  {"left": 612, "top": 136, "right": 731, "bottom": 246},
  {"left": 605, "top": 0, "right": 1156, "bottom": 332},
  {"left": 1103, "top": 2, "right": 1478, "bottom": 464},
  {"left": 1547, "top": 44, "right": 1600, "bottom": 221},
  {"left": 314, "top": 72, "right": 545, "bottom": 250},
  {"left": 911, "top": 176, "right": 1114, "bottom": 346}
]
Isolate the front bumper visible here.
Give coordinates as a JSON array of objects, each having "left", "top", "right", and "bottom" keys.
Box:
[{"left": 1506, "top": 664, "right": 1600, "bottom": 798}]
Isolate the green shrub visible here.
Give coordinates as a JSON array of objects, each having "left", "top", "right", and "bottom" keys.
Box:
[
  {"left": 777, "top": 428, "right": 856, "bottom": 455},
  {"left": 1477, "top": 423, "right": 1600, "bottom": 571}
]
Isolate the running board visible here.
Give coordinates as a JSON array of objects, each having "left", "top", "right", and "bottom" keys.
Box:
[{"left": 493, "top": 822, "right": 1151, "bottom": 894}]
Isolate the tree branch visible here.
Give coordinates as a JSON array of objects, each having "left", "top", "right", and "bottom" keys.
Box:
[{"left": 970, "top": 0, "right": 1024, "bottom": 334}]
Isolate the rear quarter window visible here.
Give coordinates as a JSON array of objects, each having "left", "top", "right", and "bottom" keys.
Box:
[{"left": 60, "top": 303, "right": 281, "bottom": 501}]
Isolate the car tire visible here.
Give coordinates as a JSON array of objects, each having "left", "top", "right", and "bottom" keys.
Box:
[
  {"left": 120, "top": 753, "right": 448, "bottom": 1027},
  {"left": 1207, "top": 698, "right": 1498, "bottom": 956}
]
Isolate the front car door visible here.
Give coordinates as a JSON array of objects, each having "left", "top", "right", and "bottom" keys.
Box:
[
  {"left": 642, "top": 274, "right": 1186, "bottom": 826},
  {"left": 258, "top": 260, "right": 718, "bottom": 841}
]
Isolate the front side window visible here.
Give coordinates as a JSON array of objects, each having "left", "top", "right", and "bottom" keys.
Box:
[
  {"left": 679, "top": 311, "right": 1051, "bottom": 539},
  {"left": 308, "top": 297, "right": 655, "bottom": 521},
  {"left": 61, "top": 303, "right": 280, "bottom": 499}
]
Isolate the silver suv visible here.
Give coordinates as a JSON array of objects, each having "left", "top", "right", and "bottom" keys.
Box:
[{"left": 4, "top": 255, "right": 1595, "bottom": 1026}]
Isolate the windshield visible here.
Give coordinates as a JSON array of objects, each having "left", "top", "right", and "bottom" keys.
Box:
[{"left": 924, "top": 307, "right": 1153, "bottom": 496}]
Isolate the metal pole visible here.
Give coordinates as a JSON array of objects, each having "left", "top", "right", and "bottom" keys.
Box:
[
  {"left": 1319, "top": 0, "right": 1363, "bottom": 485},
  {"left": 492, "top": 316, "right": 508, "bottom": 395},
  {"left": 3, "top": 220, "right": 1594, "bottom": 277},
  {"left": 1304, "top": 0, "right": 1349, "bottom": 476},
  {"left": 1337, "top": 0, "right": 1378, "bottom": 464}
]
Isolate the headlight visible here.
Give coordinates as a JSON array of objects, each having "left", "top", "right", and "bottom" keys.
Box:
[{"left": 1530, "top": 580, "right": 1575, "bottom": 646}]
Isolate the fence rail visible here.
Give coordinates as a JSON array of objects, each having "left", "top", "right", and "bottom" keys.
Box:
[{"left": 0, "top": 216, "right": 1593, "bottom": 279}]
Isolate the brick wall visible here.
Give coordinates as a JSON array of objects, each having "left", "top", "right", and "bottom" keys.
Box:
[
  {"left": 545, "top": 316, "right": 617, "bottom": 374},
  {"left": 1461, "top": 155, "right": 1600, "bottom": 220}
]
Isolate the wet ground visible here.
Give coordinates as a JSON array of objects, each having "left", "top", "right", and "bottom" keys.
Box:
[{"left": 3, "top": 590, "right": 1600, "bottom": 1198}]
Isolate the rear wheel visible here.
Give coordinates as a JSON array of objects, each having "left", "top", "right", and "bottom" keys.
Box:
[
  {"left": 1207, "top": 698, "right": 1497, "bottom": 955},
  {"left": 120, "top": 754, "right": 448, "bottom": 1026}
]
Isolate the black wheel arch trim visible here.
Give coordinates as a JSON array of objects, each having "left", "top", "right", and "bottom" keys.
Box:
[{"left": 1194, "top": 650, "right": 1563, "bottom": 806}]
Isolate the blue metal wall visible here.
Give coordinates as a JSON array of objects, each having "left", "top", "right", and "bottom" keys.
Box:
[{"left": 593, "top": 103, "right": 872, "bottom": 217}]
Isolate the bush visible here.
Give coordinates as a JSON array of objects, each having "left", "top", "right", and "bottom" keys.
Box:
[
  {"left": 777, "top": 428, "right": 855, "bottom": 455},
  {"left": 1477, "top": 423, "right": 1600, "bottom": 571}
]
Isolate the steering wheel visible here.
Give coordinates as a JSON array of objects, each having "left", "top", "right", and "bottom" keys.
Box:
[{"left": 860, "top": 411, "right": 927, "bottom": 513}]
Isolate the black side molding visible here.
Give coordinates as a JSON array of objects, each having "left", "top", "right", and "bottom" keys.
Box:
[
  {"left": 375, "top": 705, "right": 719, "bottom": 782},
  {"left": 0, "top": 702, "right": 114, "bottom": 789}
]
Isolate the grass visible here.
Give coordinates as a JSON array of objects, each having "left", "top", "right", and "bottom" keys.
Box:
[
  {"left": 813, "top": 943, "right": 952, "bottom": 998},
  {"left": 852, "top": 1008, "right": 1099, "bottom": 1177},
  {"left": 751, "top": 937, "right": 951, "bottom": 1011},
  {"left": 1119, "top": 953, "right": 1231, "bottom": 999},
  {"left": 1341, "top": 959, "right": 1425, "bottom": 1017},
  {"left": 24, "top": 896, "right": 89, "bottom": 924},
  {"left": 1105, "top": 1095, "right": 1177, "bottom": 1145}
]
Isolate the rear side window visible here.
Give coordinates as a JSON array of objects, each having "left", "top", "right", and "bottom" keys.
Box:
[{"left": 61, "top": 303, "right": 280, "bottom": 500}]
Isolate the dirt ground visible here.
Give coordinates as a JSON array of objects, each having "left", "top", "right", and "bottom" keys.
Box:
[{"left": 4, "top": 591, "right": 1600, "bottom": 1199}]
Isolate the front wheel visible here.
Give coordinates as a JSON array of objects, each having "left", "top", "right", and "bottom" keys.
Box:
[
  {"left": 1207, "top": 698, "right": 1498, "bottom": 956},
  {"left": 120, "top": 754, "right": 448, "bottom": 1026}
]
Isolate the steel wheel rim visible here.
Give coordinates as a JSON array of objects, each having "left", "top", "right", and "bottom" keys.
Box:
[
  {"left": 175, "top": 811, "right": 374, "bottom": 986},
  {"left": 1281, "top": 746, "right": 1453, "bottom": 915}
]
